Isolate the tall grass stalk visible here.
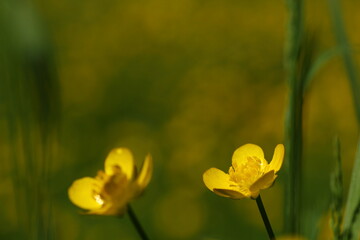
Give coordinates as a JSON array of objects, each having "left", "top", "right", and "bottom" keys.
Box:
[
  {"left": 0, "top": 1, "right": 60, "bottom": 239},
  {"left": 328, "top": 0, "right": 360, "bottom": 238},
  {"left": 284, "top": 0, "right": 304, "bottom": 235}
]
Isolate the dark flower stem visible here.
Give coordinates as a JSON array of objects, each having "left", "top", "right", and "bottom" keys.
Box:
[
  {"left": 127, "top": 205, "right": 150, "bottom": 240},
  {"left": 256, "top": 195, "right": 276, "bottom": 240}
]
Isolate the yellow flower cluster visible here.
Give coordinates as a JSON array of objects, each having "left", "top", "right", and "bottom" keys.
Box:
[{"left": 68, "top": 143, "right": 283, "bottom": 217}]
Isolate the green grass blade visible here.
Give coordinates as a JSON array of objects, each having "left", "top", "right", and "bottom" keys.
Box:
[
  {"left": 284, "top": 0, "right": 304, "bottom": 235},
  {"left": 330, "top": 137, "right": 344, "bottom": 240},
  {"left": 342, "top": 137, "right": 360, "bottom": 239},
  {"left": 327, "top": 0, "right": 360, "bottom": 238},
  {"left": 285, "top": 32, "right": 320, "bottom": 235},
  {"left": 328, "top": 0, "right": 360, "bottom": 124}
]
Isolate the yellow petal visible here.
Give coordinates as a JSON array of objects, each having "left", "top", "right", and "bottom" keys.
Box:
[
  {"left": 203, "top": 168, "right": 235, "bottom": 191},
  {"left": 268, "top": 144, "right": 285, "bottom": 172},
  {"left": 249, "top": 170, "right": 276, "bottom": 193},
  {"left": 213, "top": 188, "right": 247, "bottom": 199},
  {"left": 136, "top": 154, "right": 153, "bottom": 190},
  {"left": 68, "top": 177, "right": 103, "bottom": 210},
  {"left": 232, "top": 144, "right": 266, "bottom": 169},
  {"left": 105, "top": 148, "right": 134, "bottom": 179}
]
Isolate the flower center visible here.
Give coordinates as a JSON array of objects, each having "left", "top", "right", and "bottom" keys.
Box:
[
  {"left": 229, "top": 156, "right": 263, "bottom": 187},
  {"left": 103, "top": 166, "right": 128, "bottom": 195},
  {"left": 92, "top": 166, "right": 128, "bottom": 207}
]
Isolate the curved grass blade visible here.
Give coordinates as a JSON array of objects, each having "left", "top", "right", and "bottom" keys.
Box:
[
  {"left": 328, "top": 0, "right": 360, "bottom": 123},
  {"left": 304, "top": 46, "right": 342, "bottom": 90}
]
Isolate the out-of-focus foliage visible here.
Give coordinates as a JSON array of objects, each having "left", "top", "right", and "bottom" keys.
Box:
[{"left": 1, "top": 0, "right": 360, "bottom": 239}]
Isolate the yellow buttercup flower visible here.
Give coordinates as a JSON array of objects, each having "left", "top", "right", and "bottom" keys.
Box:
[
  {"left": 68, "top": 148, "right": 152, "bottom": 215},
  {"left": 203, "top": 143, "right": 284, "bottom": 199}
]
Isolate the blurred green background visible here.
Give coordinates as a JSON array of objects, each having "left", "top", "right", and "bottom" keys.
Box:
[{"left": 1, "top": 0, "right": 360, "bottom": 239}]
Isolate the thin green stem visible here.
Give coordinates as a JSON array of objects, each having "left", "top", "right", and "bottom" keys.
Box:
[
  {"left": 127, "top": 205, "right": 149, "bottom": 240},
  {"left": 256, "top": 195, "right": 276, "bottom": 240}
]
